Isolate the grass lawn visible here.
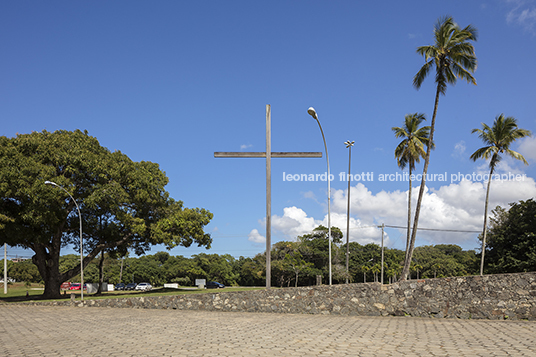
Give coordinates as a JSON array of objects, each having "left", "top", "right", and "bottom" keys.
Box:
[
  {"left": 0, "top": 282, "right": 264, "bottom": 303},
  {"left": 0, "top": 282, "right": 45, "bottom": 300}
]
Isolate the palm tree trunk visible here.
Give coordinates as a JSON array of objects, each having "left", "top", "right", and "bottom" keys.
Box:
[
  {"left": 405, "top": 167, "right": 412, "bottom": 257},
  {"left": 480, "top": 165, "right": 494, "bottom": 275},
  {"left": 400, "top": 84, "right": 441, "bottom": 281}
]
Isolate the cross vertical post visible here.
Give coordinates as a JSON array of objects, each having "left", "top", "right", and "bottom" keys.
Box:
[
  {"left": 214, "top": 105, "right": 322, "bottom": 289},
  {"left": 265, "top": 104, "right": 271, "bottom": 288}
]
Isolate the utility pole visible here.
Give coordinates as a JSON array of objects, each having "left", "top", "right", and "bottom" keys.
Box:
[
  {"left": 344, "top": 140, "right": 354, "bottom": 284},
  {"left": 379, "top": 224, "right": 385, "bottom": 285}
]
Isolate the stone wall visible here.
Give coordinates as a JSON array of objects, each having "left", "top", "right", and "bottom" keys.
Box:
[{"left": 27, "top": 272, "right": 536, "bottom": 320}]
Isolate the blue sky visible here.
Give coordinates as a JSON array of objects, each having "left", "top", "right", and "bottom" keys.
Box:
[{"left": 2, "top": 1, "right": 536, "bottom": 260}]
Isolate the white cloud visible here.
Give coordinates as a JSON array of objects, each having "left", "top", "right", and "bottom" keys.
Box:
[
  {"left": 271, "top": 206, "right": 318, "bottom": 238},
  {"left": 240, "top": 144, "right": 252, "bottom": 150},
  {"left": 506, "top": 0, "right": 536, "bottom": 34},
  {"left": 248, "top": 229, "right": 265, "bottom": 243},
  {"left": 260, "top": 176, "right": 536, "bottom": 249},
  {"left": 268, "top": 204, "right": 388, "bottom": 246},
  {"left": 302, "top": 191, "right": 316, "bottom": 200},
  {"left": 328, "top": 211, "right": 389, "bottom": 246},
  {"left": 341, "top": 178, "right": 536, "bottom": 245},
  {"left": 517, "top": 136, "right": 536, "bottom": 162},
  {"left": 472, "top": 153, "right": 528, "bottom": 176},
  {"left": 452, "top": 141, "right": 466, "bottom": 158}
]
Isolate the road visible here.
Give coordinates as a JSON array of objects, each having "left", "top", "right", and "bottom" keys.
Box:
[{"left": 1, "top": 304, "right": 535, "bottom": 356}]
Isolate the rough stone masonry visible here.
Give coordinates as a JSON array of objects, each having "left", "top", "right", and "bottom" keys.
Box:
[{"left": 23, "top": 272, "right": 536, "bottom": 320}]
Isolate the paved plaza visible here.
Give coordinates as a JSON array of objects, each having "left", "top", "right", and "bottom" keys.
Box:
[{"left": 1, "top": 304, "right": 535, "bottom": 356}]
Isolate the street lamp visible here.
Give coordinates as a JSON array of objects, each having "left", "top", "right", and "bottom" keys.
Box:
[
  {"left": 344, "top": 140, "right": 354, "bottom": 284},
  {"left": 308, "top": 107, "right": 332, "bottom": 285},
  {"left": 45, "top": 180, "right": 84, "bottom": 301}
]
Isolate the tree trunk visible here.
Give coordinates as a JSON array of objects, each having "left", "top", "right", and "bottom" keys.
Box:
[
  {"left": 405, "top": 166, "right": 413, "bottom": 258},
  {"left": 400, "top": 83, "right": 441, "bottom": 281},
  {"left": 119, "top": 258, "right": 124, "bottom": 283},
  {"left": 96, "top": 250, "right": 105, "bottom": 294},
  {"left": 32, "top": 243, "right": 63, "bottom": 299},
  {"left": 480, "top": 165, "right": 494, "bottom": 275}
]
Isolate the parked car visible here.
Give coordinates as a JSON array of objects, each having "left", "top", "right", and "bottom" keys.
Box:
[
  {"left": 125, "top": 283, "right": 137, "bottom": 291},
  {"left": 115, "top": 283, "right": 125, "bottom": 291},
  {"left": 135, "top": 282, "right": 152, "bottom": 291},
  {"left": 68, "top": 283, "right": 87, "bottom": 290},
  {"left": 61, "top": 282, "right": 71, "bottom": 290},
  {"left": 206, "top": 281, "right": 225, "bottom": 289}
]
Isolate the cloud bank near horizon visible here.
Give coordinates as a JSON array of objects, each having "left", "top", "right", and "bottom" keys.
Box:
[{"left": 248, "top": 174, "right": 536, "bottom": 249}]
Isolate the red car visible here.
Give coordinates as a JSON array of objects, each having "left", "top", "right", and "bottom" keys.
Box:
[
  {"left": 69, "top": 283, "right": 86, "bottom": 290},
  {"left": 61, "top": 282, "right": 71, "bottom": 290}
]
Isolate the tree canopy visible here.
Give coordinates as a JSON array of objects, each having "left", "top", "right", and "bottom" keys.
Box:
[
  {"left": 0, "top": 130, "right": 213, "bottom": 298},
  {"left": 483, "top": 199, "right": 536, "bottom": 274},
  {"left": 2, "top": 227, "right": 485, "bottom": 290}
]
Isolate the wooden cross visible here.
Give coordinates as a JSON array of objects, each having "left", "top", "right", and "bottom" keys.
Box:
[{"left": 214, "top": 105, "right": 322, "bottom": 288}]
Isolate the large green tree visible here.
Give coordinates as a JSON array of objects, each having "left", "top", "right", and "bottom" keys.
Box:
[
  {"left": 192, "top": 253, "right": 239, "bottom": 286},
  {"left": 392, "top": 113, "right": 432, "bottom": 260},
  {"left": 298, "top": 225, "right": 343, "bottom": 284},
  {"left": 402, "top": 16, "right": 478, "bottom": 281},
  {"left": 0, "top": 130, "right": 213, "bottom": 298},
  {"left": 470, "top": 115, "right": 531, "bottom": 275},
  {"left": 270, "top": 241, "right": 314, "bottom": 287},
  {"left": 483, "top": 200, "right": 536, "bottom": 273}
]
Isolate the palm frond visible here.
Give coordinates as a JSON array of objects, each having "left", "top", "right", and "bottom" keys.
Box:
[
  {"left": 451, "top": 62, "right": 477, "bottom": 85},
  {"left": 413, "top": 59, "right": 433, "bottom": 89},
  {"left": 415, "top": 16, "right": 478, "bottom": 94},
  {"left": 505, "top": 149, "right": 529, "bottom": 165},
  {"left": 450, "top": 50, "right": 477, "bottom": 72},
  {"left": 444, "top": 65, "right": 458, "bottom": 85},
  {"left": 392, "top": 126, "right": 409, "bottom": 139},
  {"left": 460, "top": 23, "right": 478, "bottom": 41},
  {"left": 471, "top": 114, "right": 532, "bottom": 168},
  {"left": 470, "top": 146, "right": 495, "bottom": 162},
  {"left": 416, "top": 46, "right": 438, "bottom": 61},
  {"left": 393, "top": 113, "right": 430, "bottom": 171}
]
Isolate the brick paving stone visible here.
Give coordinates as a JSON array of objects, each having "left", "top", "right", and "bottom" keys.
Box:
[{"left": 1, "top": 305, "right": 536, "bottom": 356}]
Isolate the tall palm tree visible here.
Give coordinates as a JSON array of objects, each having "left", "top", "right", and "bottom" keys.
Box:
[
  {"left": 470, "top": 114, "right": 531, "bottom": 276},
  {"left": 392, "top": 113, "right": 433, "bottom": 260},
  {"left": 401, "top": 16, "right": 478, "bottom": 281}
]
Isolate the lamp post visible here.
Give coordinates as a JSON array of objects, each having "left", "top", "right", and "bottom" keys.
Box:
[
  {"left": 3, "top": 243, "right": 7, "bottom": 294},
  {"left": 45, "top": 181, "right": 84, "bottom": 300},
  {"left": 344, "top": 140, "right": 354, "bottom": 284},
  {"left": 308, "top": 107, "right": 332, "bottom": 285}
]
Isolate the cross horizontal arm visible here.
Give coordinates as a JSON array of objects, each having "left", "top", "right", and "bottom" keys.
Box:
[{"left": 214, "top": 152, "right": 322, "bottom": 158}]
